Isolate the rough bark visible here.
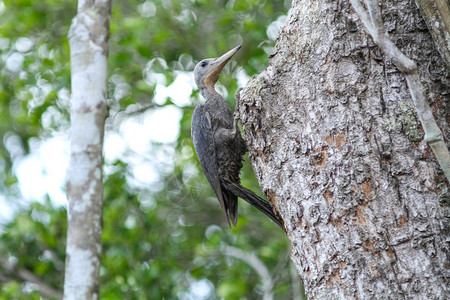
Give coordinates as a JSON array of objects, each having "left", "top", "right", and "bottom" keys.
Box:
[
  {"left": 64, "top": 0, "right": 111, "bottom": 299},
  {"left": 239, "top": 0, "right": 450, "bottom": 299},
  {"left": 415, "top": 0, "right": 450, "bottom": 67}
]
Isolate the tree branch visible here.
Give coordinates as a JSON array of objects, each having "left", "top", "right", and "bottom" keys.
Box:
[
  {"left": 290, "top": 263, "right": 305, "bottom": 300},
  {"left": 0, "top": 255, "right": 63, "bottom": 299},
  {"left": 350, "top": 0, "right": 450, "bottom": 182},
  {"left": 220, "top": 245, "right": 274, "bottom": 300}
]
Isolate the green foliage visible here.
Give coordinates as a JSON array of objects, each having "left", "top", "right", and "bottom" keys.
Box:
[
  {"left": 0, "top": 0, "right": 302, "bottom": 298},
  {"left": 0, "top": 200, "right": 66, "bottom": 298}
]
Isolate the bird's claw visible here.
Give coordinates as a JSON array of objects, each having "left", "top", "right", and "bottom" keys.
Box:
[
  {"left": 232, "top": 87, "right": 244, "bottom": 138},
  {"left": 234, "top": 87, "right": 243, "bottom": 120},
  {"left": 235, "top": 87, "right": 243, "bottom": 101}
]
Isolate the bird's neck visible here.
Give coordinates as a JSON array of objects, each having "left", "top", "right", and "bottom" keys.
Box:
[{"left": 200, "top": 86, "right": 225, "bottom": 103}]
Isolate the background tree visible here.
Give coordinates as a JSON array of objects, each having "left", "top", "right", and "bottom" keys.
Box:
[
  {"left": 238, "top": 0, "right": 449, "bottom": 298},
  {"left": 64, "top": 0, "right": 111, "bottom": 299},
  {"left": 0, "top": 0, "right": 301, "bottom": 299}
]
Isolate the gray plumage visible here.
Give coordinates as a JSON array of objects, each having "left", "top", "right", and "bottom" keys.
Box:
[{"left": 191, "top": 45, "right": 283, "bottom": 228}]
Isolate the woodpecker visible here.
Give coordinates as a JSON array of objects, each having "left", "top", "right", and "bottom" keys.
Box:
[{"left": 191, "top": 45, "right": 283, "bottom": 228}]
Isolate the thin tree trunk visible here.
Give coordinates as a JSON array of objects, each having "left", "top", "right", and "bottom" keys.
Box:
[
  {"left": 64, "top": 1, "right": 111, "bottom": 299},
  {"left": 239, "top": 0, "right": 450, "bottom": 298}
]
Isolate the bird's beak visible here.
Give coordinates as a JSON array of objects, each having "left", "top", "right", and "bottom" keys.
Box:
[{"left": 204, "top": 45, "right": 241, "bottom": 89}]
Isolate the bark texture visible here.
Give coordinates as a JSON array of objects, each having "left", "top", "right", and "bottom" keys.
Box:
[
  {"left": 64, "top": 0, "right": 111, "bottom": 299},
  {"left": 415, "top": 0, "right": 450, "bottom": 67},
  {"left": 239, "top": 0, "right": 450, "bottom": 299}
]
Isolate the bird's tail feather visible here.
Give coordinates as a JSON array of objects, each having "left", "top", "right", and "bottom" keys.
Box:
[
  {"left": 222, "top": 191, "right": 238, "bottom": 227},
  {"left": 221, "top": 179, "right": 284, "bottom": 229}
]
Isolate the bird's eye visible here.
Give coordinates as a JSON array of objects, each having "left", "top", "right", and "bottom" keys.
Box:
[{"left": 201, "top": 61, "right": 208, "bottom": 67}]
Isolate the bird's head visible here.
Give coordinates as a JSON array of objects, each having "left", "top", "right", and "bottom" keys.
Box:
[{"left": 194, "top": 45, "right": 241, "bottom": 94}]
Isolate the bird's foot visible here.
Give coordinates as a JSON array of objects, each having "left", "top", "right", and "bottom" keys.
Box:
[
  {"left": 232, "top": 88, "right": 244, "bottom": 138},
  {"left": 232, "top": 119, "right": 239, "bottom": 138},
  {"left": 234, "top": 87, "right": 243, "bottom": 116}
]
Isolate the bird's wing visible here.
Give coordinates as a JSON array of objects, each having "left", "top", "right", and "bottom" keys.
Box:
[{"left": 191, "top": 105, "right": 230, "bottom": 225}]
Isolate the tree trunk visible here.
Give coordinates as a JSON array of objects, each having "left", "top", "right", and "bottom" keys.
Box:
[
  {"left": 239, "top": 0, "right": 450, "bottom": 299},
  {"left": 64, "top": 1, "right": 111, "bottom": 299}
]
